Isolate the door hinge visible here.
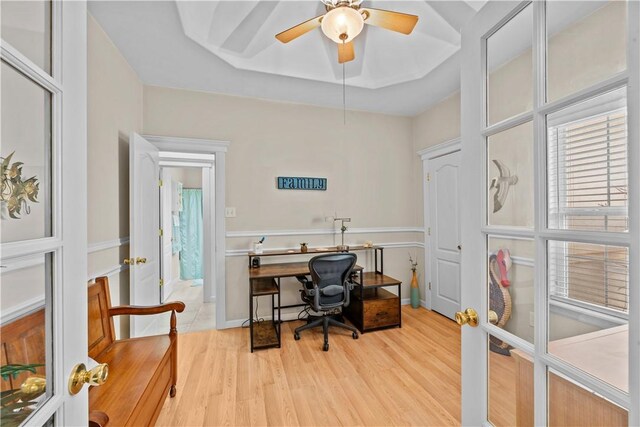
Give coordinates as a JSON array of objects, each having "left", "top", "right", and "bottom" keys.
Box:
[
  {"left": 159, "top": 228, "right": 164, "bottom": 237},
  {"left": 159, "top": 179, "right": 163, "bottom": 187},
  {"left": 427, "top": 173, "right": 430, "bottom": 182},
  {"left": 428, "top": 227, "right": 431, "bottom": 236},
  {"left": 159, "top": 279, "right": 164, "bottom": 287},
  {"left": 428, "top": 282, "right": 432, "bottom": 290}
]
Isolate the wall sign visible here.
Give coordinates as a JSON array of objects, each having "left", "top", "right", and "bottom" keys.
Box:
[{"left": 277, "top": 176, "right": 327, "bottom": 191}]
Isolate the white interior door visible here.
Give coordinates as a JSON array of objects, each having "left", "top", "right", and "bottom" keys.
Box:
[
  {"left": 461, "top": 1, "right": 639, "bottom": 426},
  {"left": 129, "top": 133, "right": 160, "bottom": 337},
  {"left": 428, "top": 151, "right": 461, "bottom": 320}
]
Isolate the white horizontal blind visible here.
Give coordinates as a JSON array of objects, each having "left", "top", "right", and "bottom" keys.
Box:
[
  {"left": 548, "top": 106, "right": 629, "bottom": 312},
  {"left": 549, "top": 241, "right": 629, "bottom": 313},
  {"left": 548, "top": 108, "right": 628, "bottom": 232}
]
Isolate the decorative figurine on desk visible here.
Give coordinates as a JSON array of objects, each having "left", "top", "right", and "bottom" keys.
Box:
[
  {"left": 334, "top": 217, "right": 351, "bottom": 251},
  {"left": 409, "top": 253, "right": 420, "bottom": 309},
  {"left": 300, "top": 243, "right": 308, "bottom": 253}
]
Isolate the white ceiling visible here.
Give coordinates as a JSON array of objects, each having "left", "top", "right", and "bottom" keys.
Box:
[{"left": 88, "top": 1, "right": 488, "bottom": 116}]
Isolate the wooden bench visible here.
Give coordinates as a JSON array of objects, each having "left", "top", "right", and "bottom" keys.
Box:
[{"left": 88, "top": 277, "right": 185, "bottom": 426}]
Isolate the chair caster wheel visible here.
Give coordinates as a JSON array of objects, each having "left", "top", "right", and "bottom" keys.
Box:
[
  {"left": 294, "top": 333, "right": 300, "bottom": 340},
  {"left": 323, "top": 342, "right": 329, "bottom": 351},
  {"left": 352, "top": 332, "right": 359, "bottom": 339}
]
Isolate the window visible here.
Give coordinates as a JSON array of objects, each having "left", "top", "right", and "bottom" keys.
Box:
[{"left": 547, "top": 89, "right": 629, "bottom": 314}]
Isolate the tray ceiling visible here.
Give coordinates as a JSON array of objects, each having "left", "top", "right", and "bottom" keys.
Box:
[
  {"left": 88, "top": 1, "right": 487, "bottom": 116},
  {"left": 175, "top": 1, "right": 483, "bottom": 89}
]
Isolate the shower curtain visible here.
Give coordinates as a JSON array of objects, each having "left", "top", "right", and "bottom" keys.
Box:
[{"left": 179, "top": 189, "right": 203, "bottom": 280}]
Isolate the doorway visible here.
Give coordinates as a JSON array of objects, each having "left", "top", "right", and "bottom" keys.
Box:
[
  {"left": 128, "top": 134, "right": 229, "bottom": 336},
  {"left": 160, "top": 165, "right": 215, "bottom": 332}
]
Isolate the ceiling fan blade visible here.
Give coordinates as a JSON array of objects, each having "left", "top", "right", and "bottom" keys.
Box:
[
  {"left": 338, "top": 42, "right": 355, "bottom": 64},
  {"left": 275, "top": 15, "right": 324, "bottom": 43},
  {"left": 361, "top": 8, "right": 419, "bottom": 35}
]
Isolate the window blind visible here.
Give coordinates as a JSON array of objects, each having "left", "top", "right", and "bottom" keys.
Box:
[
  {"left": 548, "top": 108, "right": 628, "bottom": 232},
  {"left": 549, "top": 242, "right": 629, "bottom": 313},
  {"left": 547, "top": 106, "right": 629, "bottom": 313}
]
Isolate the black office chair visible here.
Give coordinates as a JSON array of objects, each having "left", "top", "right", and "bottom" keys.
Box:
[{"left": 294, "top": 253, "right": 359, "bottom": 351}]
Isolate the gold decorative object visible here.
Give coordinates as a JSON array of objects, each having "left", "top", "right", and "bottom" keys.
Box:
[
  {"left": 1, "top": 152, "right": 40, "bottom": 219},
  {"left": 20, "top": 376, "right": 46, "bottom": 395},
  {"left": 300, "top": 243, "right": 308, "bottom": 253}
]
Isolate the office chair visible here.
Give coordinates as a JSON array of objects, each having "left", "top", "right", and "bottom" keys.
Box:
[{"left": 294, "top": 253, "right": 359, "bottom": 351}]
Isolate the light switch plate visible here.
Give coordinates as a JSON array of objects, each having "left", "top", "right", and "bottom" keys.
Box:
[
  {"left": 225, "top": 207, "right": 236, "bottom": 218},
  {"left": 529, "top": 312, "right": 534, "bottom": 327}
]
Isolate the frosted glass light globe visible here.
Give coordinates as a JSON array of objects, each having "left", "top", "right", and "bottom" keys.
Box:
[{"left": 321, "top": 7, "right": 364, "bottom": 44}]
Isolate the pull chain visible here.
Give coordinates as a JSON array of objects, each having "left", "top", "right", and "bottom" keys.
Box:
[{"left": 342, "top": 61, "right": 346, "bottom": 125}]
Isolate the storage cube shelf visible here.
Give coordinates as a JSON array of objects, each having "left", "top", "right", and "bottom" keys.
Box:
[{"left": 344, "top": 272, "right": 402, "bottom": 333}]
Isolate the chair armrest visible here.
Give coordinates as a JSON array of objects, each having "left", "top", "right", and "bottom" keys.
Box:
[{"left": 108, "top": 301, "right": 185, "bottom": 317}]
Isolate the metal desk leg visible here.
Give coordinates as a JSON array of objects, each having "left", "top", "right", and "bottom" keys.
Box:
[
  {"left": 398, "top": 283, "right": 402, "bottom": 328},
  {"left": 249, "top": 281, "right": 254, "bottom": 352}
]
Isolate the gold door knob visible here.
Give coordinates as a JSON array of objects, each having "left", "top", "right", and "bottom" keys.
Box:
[
  {"left": 455, "top": 308, "right": 479, "bottom": 327},
  {"left": 123, "top": 258, "right": 135, "bottom": 265},
  {"left": 68, "top": 363, "right": 109, "bottom": 395},
  {"left": 135, "top": 257, "right": 147, "bottom": 265},
  {"left": 489, "top": 310, "right": 498, "bottom": 325}
]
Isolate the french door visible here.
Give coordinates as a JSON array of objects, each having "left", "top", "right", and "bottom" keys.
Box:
[
  {"left": 460, "top": 1, "right": 639, "bottom": 425},
  {"left": 1, "top": 1, "right": 88, "bottom": 425}
]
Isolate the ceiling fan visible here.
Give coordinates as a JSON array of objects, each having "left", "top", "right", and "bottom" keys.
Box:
[{"left": 275, "top": 0, "right": 419, "bottom": 64}]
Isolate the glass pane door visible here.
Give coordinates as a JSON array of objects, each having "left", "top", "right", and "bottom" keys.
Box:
[
  {"left": 1, "top": 1, "right": 88, "bottom": 425},
  {"left": 460, "top": 0, "right": 638, "bottom": 425}
]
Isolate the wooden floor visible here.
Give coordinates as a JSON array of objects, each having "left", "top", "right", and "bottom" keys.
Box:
[{"left": 157, "top": 307, "right": 517, "bottom": 426}]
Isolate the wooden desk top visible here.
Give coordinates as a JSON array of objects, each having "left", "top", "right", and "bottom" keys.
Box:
[
  {"left": 248, "top": 245, "right": 380, "bottom": 257},
  {"left": 513, "top": 324, "right": 628, "bottom": 392},
  {"left": 249, "top": 262, "right": 363, "bottom": 279}
]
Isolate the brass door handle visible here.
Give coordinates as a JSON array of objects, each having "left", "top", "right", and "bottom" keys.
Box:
[
  {"left": 136, "top": 257, "right": 147, "bottom": 265},
  {"left": 68, "top": 363, "right": 109, "bottom": 395},
  {"left": 489, "top": 310, "right": 498, "bottom": 325},
  {"left": 123, "top": 258, "right": 135, "bottom": 265},
  {"left": 455, "top": 308, "right": 479, "bottom": 327}
]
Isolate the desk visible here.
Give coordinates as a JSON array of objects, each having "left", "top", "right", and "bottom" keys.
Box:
[
  {"left": 247, "top": 246, "right": 402, "bottom": 352},
  {"left": 511, "top": 325, "right": 628, "bottom": 426},
  {"left": 248, "top": 262, "right": 364, "bottom": 352}
]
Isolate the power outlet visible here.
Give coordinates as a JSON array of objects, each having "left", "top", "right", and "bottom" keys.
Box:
[{"left": 225, "top": 207, "right": 236, "bottom": 218}]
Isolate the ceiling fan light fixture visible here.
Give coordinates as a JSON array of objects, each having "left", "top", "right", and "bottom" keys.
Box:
[{"left": 321, "top": 7, "right": 364, "bottom": 44}]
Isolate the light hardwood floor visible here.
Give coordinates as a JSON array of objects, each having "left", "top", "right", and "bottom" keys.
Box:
[{"left": 157, "top": 307, "right": 517, "bottom": 426}]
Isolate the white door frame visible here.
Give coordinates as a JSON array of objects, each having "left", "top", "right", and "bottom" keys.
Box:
[
  {"left": 418, "top": 138, "right": 461, "bottom": 312},
  {"left": 159, "top": 161, "right": 212, "bottom": 302},
  {"left": 143, "top": 135, "right": 229, "bottom": 330},
  {"left": 461, "top": 1, "right": 640, "bottom": 425}
]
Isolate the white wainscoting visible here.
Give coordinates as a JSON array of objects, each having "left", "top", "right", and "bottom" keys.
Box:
[
  {"left": 88, "top": 236, "right": 130, "bottom": 254},
  {"left": 226, "top": 226, "right": 425, "bottom": 238}
]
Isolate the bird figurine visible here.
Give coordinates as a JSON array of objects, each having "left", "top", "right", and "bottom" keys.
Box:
[{"left": 490, "top": 159, "right": 518, "bottom": 213}]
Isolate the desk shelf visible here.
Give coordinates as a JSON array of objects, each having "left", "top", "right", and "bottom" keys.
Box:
[
  {"left": 345, "top": 273, "right": 402, "bottom": 333},
  {"left": 251, "top": 321, "right": 280, "bottom": 350},
  {"left": 252, "top": 278, "right": 279, "bottom": 295},
  {"left": 249, "top": 277, "right": 281, "bottom": 352}
]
